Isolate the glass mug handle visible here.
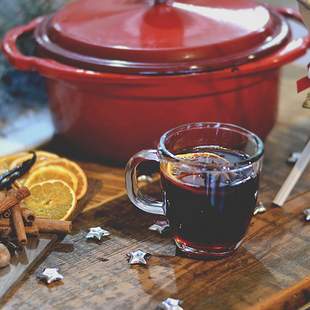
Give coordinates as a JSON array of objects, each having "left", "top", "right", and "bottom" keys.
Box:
[{"left": 125, "top": 150, "right": 165, "bottom": 215}]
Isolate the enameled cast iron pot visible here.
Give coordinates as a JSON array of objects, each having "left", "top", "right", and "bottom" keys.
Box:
[{"left": 2, "top": 0, "right": 310, "bottom": 162}]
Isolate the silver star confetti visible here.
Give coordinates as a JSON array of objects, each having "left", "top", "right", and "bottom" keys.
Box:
[
  {"left": 157, "top": 298, "right": 184, "bottom": 310},
  {"left": 86, "top": 227, "right": 110, "bottom": 240},
  {"left": 127, "top": 250, "right": 151, "bottom": 265},
  {"left": 253, "top": 202, "right": 267, "bottom": 216},
  {"left": 149, "top": 219, "right": 170, "bottom": 234},
  {"left": 304, "top": 209, "right": 310, "bottom": 222},
  {"left": 37, "top": 268, "right": 64, "bottom": 284},
  {"left": 287, "top": 152, "right": 301, "bottom": 165}
]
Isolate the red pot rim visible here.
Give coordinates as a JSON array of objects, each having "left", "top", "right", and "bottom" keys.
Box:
[
  {"left": 34, "top": 0, "right": 292, "bottom": 75},
  {"left": 2, "top": 7, "right": 310, "bottom": 83}
]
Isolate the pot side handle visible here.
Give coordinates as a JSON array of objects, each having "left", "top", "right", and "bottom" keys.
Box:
[
  {"left": 1, "top": 17, "right": 96, "bottom": 81},
  {"left": 239, "top": 7, "right": 310, "bottom": 75},
  {"left": 2, "top": 17, "right": 65, "bottom": 72},
  {"left": 2, "top": 17, "right": 43, "bottom": 71},
  {"left": 277, "top": 7, "right": 304, "bottom": 23},
  {"left": 274, "top": 7, "right": 310, "bottom": 57}
]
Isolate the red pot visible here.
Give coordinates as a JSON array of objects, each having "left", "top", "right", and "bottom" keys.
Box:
[{"left": 2, "top": 0, "right": 310, "bottom": 162}]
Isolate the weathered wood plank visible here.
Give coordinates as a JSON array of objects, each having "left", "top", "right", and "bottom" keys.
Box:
[
  {"left": 0, "top": 235, "right": 57, "bottom": 302},
  {"left": 251, "top": 276, "right": 310, "bottom": 310}
]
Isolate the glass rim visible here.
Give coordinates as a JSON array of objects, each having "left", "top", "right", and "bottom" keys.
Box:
[{"left": 159, "top": 122, "right": 264, "bottom": 171}]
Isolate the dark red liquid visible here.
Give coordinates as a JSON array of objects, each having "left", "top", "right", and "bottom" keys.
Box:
[{"left": 160, "top": 147, "right": 259, "bottom": 256}]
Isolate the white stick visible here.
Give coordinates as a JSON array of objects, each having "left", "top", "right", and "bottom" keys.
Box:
[{"left": 273, "top": 139, "right": 310, "bottom": 207}]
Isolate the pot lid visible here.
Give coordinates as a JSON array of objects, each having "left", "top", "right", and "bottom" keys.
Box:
[{"left": 35, "top": 0, "right": 291, "bottom": 75}]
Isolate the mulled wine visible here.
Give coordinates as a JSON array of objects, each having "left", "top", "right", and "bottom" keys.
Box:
[
  {"left": 160, "top": 147, "right": 259, "bottom": 257},
  {"left": 126, "top": 122, "right": 264, "bottom": 258}
]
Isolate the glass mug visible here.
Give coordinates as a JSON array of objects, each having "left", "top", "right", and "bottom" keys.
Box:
[{"left": 125, "top": 122, "right": 264, "bottom": 258}]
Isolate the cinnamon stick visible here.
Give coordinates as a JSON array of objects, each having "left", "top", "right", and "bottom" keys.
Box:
[
  {"left": 0, "top": 225, "right": 11, "bottom": 237},
  {"left": 0, "top": 219, "right": 39, "bottom": 237},
  {"left": 1, "top": 210, "right": 12, "bottom": 218},
  {"left": 1, "top": 217, "right": 72, "bottom": 235},
  {"left": 0, "top": 195, "right": 19, "bottom": 213},
  {"left": 34, "top": 218, "right": 72, "bottom": 234},
  {"left": 21, "top": 208, "right": 35, "bottom": 225},
  {"left": 0, "top": 218, "right": 10, "bottom": 226},
  {"left": 8, "top": 187, "right": 30, "bottom": 201},
  {"left": 0, "top": 219, "right": 11, "bottom": 238},
  {"left": 25, "top": 224, "right": 39, "bottom": 237},
  {"left": 11, "top": 204, "right": 27, "bottom": 245}
]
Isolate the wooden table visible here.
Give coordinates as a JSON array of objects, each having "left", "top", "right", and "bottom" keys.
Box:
[{"left": 1, "top": 65, "right": 310, "bottom": 309}]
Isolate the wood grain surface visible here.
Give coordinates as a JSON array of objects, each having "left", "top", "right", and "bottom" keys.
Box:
[
  {"left": 252, "top": 276, "right": 310, "bottom": 310},
  {"left": 0, "top": 235, "right": 57, "bottom": 301},
  {"left": 0, "top": 65, "right": 309, "bottom": 309}
]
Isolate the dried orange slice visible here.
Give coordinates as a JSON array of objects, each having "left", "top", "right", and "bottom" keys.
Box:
[
  {"left": 0, "top": 158, "right": 9, "bottom": 173},
  {"left": 175, "top": 152, "right": 227, "bottom": 161},
  {"left": 35, "top": 151, "right": 60, "bottom": 159},
  {"left": 0, "top": 152, "right": 28, "bottom": 172},
  {"left": 10, "top": 152, "right": 60, "bottom": 186},
  {"left": 165, "top": 152, "right": 230, "bottom": 182},
  {"left": 9, "top": 151, "right": 59, "bottom": 170},
  {"left": 36, "top": 158, "right": 87, "bottom": 200},
  {"left": 24, "top": 165, "right": 78, "bottom": 192},
  {"left": 23, "top": 180, "right": 76, "bottom": 220}
]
